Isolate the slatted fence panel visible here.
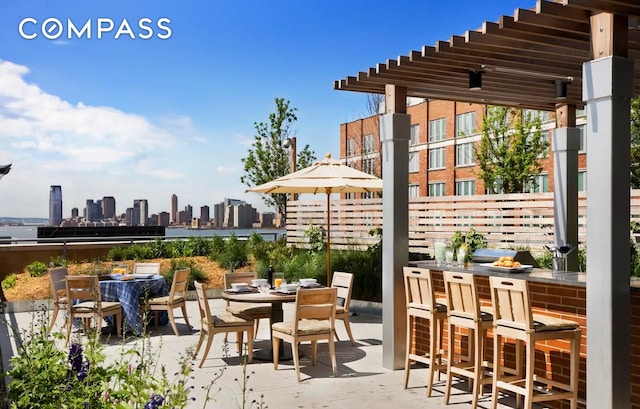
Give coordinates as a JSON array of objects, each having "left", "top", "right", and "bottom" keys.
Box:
[{"left": 287, "top": 190, "right": 640, "bottom": 255}]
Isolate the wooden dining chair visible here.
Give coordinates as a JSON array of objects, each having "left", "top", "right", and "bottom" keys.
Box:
[
  {"left": 133, "top": 262, "right": 161, "bottom": 275},
  {"left": 272, "top": 287, "right": 338, "bottom": 382},
  {"left": 331, "top": 271, "right": 356, "bottom": 345},
  {"left": 48, "top": 266, "right": 68, "bottom": 331},
  {"left": 194, "top": 281, "right": 254, "bottom": 367},
  {"left": 224, "top": 272, "right": 271, "bottom": 337},
  {"left": 147, "top": 268, "right": 191, "bottom": 335},
  {"left": 65, "top": 275, "right": 122, "bottom": 345}
]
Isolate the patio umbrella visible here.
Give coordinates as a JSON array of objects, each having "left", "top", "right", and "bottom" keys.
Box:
[{"left": 247, "top": 153, "right": 383, "bottom": 284}]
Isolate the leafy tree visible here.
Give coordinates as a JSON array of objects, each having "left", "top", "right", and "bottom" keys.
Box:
[
  {"left": 631, "top": 96, "right": 640, "bottom": 188},
  {"left": 475, "top": 106, "right": 548, "bottom": 193},
  {"left": 241, "top": 98, "right": 316, "bottom": 219}
]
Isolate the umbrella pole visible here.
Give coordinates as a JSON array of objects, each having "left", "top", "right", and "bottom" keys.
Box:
[{"left": 326, "top": 191, "right": 331, "bottom": 285}]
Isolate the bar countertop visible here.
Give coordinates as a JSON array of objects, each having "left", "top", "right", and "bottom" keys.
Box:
[{"left": 409, "top": 260, "right": 587, "bottom": 287}]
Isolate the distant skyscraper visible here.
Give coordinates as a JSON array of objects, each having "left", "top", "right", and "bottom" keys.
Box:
[
  {"left": 200, "top": 205, "right": 210, "bottom": 224},
  {"left": 213, "top": 203, "right": 224, "bottom": 228},
  {"left": 184, "top": 204, "right": 192, "bottom": 222},
  {"left": 158, "top": 211, "right": 170, "bottom": 226},
  {"left": 170, "top": 194, "right": 178, "bottom": 224},
  {"left": 71, "top": 207, "right": 79, "bottom": 219},
  {"left": 134, "top": 199, "right": 149, "bottom": 226},
  {"left": 49, "top": 185, "right": 62, "bottom": 226},
  {"left": 102, "top": 196, "right": 116, "bottom": 219},
  {"left": 85, "top": 199, "right": 101, "bottom": 221}
]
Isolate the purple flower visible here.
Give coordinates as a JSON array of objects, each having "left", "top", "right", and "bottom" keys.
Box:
[
  {"left": 77, "top": 361, "right": 90, "bottom": 381},
  {"left": 68, "top": 343, "right": 83, "bottom": 373},
  {"left": 143, "top": 393, "right": 165, "bottom": 409}
]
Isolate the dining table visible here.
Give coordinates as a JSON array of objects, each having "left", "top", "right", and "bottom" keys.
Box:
[
  {"left": 222, "top": 288, "right": 297, "bottom": 361},
  {"left": 99, "top": 274, "right": 170, "bottom": 335}
]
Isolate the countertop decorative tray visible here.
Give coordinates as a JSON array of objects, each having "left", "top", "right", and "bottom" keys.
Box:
[{"left": 479, "top": 263, "right": 533, "bottom": 273}]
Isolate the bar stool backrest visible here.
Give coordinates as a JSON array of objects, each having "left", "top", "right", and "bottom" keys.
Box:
[
  {"left": 489, "top": 276, "right": 534, "bottom": 332},
  {"left": 403, "top": 267, "right": 438, "bottom": 310},
  {"left": 443, "top": 271, "right": 482, "bottom": 321}
]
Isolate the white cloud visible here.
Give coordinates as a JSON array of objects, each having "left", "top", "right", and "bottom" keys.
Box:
[
  {"left": 0, "top": 60, "right": 176, "bottom": 167},
  {"left": 217, "top": 165, "right": 236, "bottom": 175},
  {"left": 235, "top": 133, "right": 254, "bottom": 147}
]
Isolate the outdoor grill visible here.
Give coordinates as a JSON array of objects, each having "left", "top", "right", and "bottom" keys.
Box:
[{"left": 471, "top": 248, "right": 539, "bottom": 268}]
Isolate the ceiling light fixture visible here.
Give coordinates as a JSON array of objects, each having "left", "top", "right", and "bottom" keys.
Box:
[{"left": 469, "top": 69, "right": 483, "bottom": 90}]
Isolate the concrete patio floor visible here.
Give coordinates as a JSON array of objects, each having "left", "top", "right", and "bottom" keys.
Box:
[{"left": 0, "top": 298, "right": 537, "bottom": 408}]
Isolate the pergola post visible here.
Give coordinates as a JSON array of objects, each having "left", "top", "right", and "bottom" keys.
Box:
[
  {"left": 380, "top": 84, "right": 409, "bottom": 370},
  {"left": 552, "top": 104, "right": 579, "bottom": 271},
  {"left": 585, "top": 13, "right": 633, "bottom": 409}
]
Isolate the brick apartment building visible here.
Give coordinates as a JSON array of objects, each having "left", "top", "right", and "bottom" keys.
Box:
[{"left": 339, "top": 99, "right": 588, "bottom": 199}]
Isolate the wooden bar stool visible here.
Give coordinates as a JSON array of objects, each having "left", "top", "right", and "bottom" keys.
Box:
[
  {"left": 403, "top": 267, "right": 448, "bottom": 397},
  {"left": 442, "top": 271, "right": 494, "bottom": 409},
  {"left": 489, "top": 276, "right": 580, "bottom": 409}
]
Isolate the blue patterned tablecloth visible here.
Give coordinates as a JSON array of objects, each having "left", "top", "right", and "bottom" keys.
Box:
[{"left": 100, "top": 275, "right": 169, "bottom": 335}]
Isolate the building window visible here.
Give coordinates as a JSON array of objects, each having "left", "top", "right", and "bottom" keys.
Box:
[
  {"left": 409, "top": 184, "right": 419, "bottom": 198},
  {"left": 455, "top": 179, "right": 475, "bottom": 196},
  {"left": 429, "top": 182, "right": 445, "bottom": 197},
  {"left": 537, "top": 132, "right": 550, "bottom": 156},
  {"left": 410, "top": 124, "right": 420, "bottom": 146},
  {"left": 523, "top": 109, "right": 550, "bottom": 123},
  {"left": 578, "top": 124, "right": 587, "bottom": 153},
  {"left": 456, "top": 111, "right": 476, "bottom": 136},
  {"left": 362, "top": 158, "right": 376, "bottom": 175},
  {"left": 527, "top": 174, "right": 549, "bottom": 193},
  {"left": 409, "top": 152, "right": 419, "bottom": 173},
  {"left": 456, "top": 142, "right": 475, "bottom": 166},
  {"left": 487, "top": 177, "right": 505, "bottom": 195},
  {"left": 363, "top": 134, "right": 375, "bottom": 154},
  {"left": 576, "top": 108, "right": 586, "bottom": 118},
  {"left": 578, "top": 170, "right": 586, "bottom": 191},
  {"left": 429, "top": 147, "right": 445, "bottom": 169},
  {"left": 429, "top": 118, "right": 446, "bottom": 142},
  {"left": 347, "top": 138, "right": 356, "bottom": 156},
  {"left": 361, "top": 191, "right": 375, "bottom": 199}
]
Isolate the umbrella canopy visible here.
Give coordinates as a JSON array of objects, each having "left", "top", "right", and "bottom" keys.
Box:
[{"left": 247, "top": 153, "right": 383, "bottom": 284}]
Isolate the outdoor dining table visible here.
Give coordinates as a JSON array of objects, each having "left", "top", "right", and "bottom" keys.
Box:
[
  {"left": 222, "top": 289, "right": 297, "bottom": 361},
  {"left": 100, "top": 274, "right": 170, "bottom": 335}
]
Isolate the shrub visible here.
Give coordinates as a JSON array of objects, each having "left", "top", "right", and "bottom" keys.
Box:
[
  {"left": 49, "top": 255, "right": 70, "bottom": 267},
  {"left": 106, "top": 246, "right": 128, "bottom": 261},
  {"left": 213, "top": 234, "right": 248, "bottom": 272},
  {"left": 303, "top": 222, "right": 326, "bottom": 252},
  {"left": 186, "top": 236, "right": 213, "bottom": 256},
  {"left": 146, "top": 238, "right": 171, "bottom": 259},
  {"left": 2, "top": 274, "right": 17, "bottom": 290},
  {"left": 26, "top": 261, "right": 48, "bottom": 277},
  {"left": 165, "top": 258, "right": 206, "bottom": 290},
  {"left": 210, "top": 236, "right": 226, "bottom": 256},
  {"left": 332, "top": 247, "right": 382, "bottom": 302}
]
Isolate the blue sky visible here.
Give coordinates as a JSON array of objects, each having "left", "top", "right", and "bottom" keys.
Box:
[{"left": 0, "top": 0, "right": 533, "bottom": 218}]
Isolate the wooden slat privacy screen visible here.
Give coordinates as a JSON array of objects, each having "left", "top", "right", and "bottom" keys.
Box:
[{"left": 286, "top": 190, "right": 640, "bottom": 255}]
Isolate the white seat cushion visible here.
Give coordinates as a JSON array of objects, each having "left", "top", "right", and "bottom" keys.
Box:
[{"left": 272, "top": 319, "right": 331, "bottom": 336}]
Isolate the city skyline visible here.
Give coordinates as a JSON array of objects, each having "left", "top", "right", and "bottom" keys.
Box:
[
  {"left": 0, "top": 1, "right": 530, "bottom": 218},
  {"left": 57, "top": 190, "right": 267, "bottom": 223}
]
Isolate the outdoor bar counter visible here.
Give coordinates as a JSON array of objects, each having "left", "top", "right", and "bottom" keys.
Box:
[{"left": 408, "top": 261, "right": 596, "bottom": 409}]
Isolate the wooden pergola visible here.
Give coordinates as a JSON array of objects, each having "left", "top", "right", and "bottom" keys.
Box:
[
  {"left": 335, "top": 1, "right": 640, "bottom": 111},
  {"left": 334, "top": 1, "right": 640, "bottom": 408}
]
